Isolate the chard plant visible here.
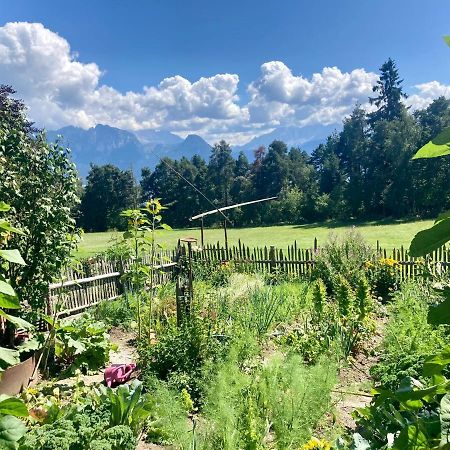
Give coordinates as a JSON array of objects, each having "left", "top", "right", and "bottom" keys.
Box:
[{"left": 120, "top": 199, "right": 171, "bottom": 340}]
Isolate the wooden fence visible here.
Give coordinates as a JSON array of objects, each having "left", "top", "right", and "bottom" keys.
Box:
[
  {"left": 48, "top": 249, "right": 177, "bottom": 317},
  {"left": 48, "top": 239, "right": 450, "bottom": 317},
  {"left": 194, "top": 239, "right": 450, "bottom": 281}
]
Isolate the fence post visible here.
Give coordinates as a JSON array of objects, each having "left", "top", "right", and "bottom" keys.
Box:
[{"left": 269, "top": 245, "right": 276, "bottom": 273}]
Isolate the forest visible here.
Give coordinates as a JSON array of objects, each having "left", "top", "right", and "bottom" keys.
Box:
[{"left": 79, "top": 59, "right": 450, "bottom": 231}]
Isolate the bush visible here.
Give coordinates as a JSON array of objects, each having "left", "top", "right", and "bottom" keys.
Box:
[
  {"left": 94, "top": 295, "right": 135, "bottom": 330},
  {"left": 366, "top": 257, "right": 400, "bottom": 300},
  {"left": 139, "top": 316, "right": 224, "bottom": 403},
  {"left": 370, "top": 282, "right": 449, "bottom": 388},
  {"left": 311, "top": 230, "right": 374, "bottom": 295},
  {"left": 192, "top": 259, "right": 234, "bottom": 287},
  {"left": 0, "top": 86, "right": 80, "bottom": 314},
  {"left": 52, "top": 315, "right": 116, "bottom": 376}
]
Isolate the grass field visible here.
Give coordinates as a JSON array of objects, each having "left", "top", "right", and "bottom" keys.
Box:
[{"left": 74, "top": 218, "right": 433, "bottom": 259}]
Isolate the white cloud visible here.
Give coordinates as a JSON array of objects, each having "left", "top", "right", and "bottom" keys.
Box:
[
  {"left": 247, "top": 61, "right": 378, "bottom": 127},
  {"left": 2, "top": 22, "right": 450, "bottom": 144},
  {"left": 0, "top": 22, "right": 245, "bottom": 134},
  {"left": 406, "top": 81, "right": 450, "bottom": 111}
]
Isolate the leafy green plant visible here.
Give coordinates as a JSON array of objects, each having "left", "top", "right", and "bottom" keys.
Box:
[
  {"left": 120, "top": 199, "right": 171, "bottom": 340},
  {"left": 52, "top": 315, "right": 116, "bottom": 376},
  {"left": 311, "top": 230, "right": 374, "bottom": 295},
  {"left": 0, "top": 394, "right": 28, "bottom": 449},
  {"left": 94, "top": 295, "right": 135, "bottom": 330},
  {"left": 1, "top": 87, "right": 80, "bottom": 314},
  {"left": 93, "top": 380, "right": 155, "bottom": 436},
  {"left": 21, "top": 404, "right": 136, "bottom": 450},
  {"left": 365, "top": 257, "right": 400, "bottom": 301},
  {"left": 139, "top": 315, "right": 223, "bottom": 403},
  {"left": 370, "top": 282, "right": 448, "bottom": 389},
  {"left": 0, "top": 201, "right": 34, "bottom": 372}
]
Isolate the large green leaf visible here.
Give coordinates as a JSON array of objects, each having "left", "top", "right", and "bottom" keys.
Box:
[
  {"left": 0, "top": 293, "right": 21, "bottom": 310},
  {"left": 0, "top": 348, "right": 20, "bottom": 368},
  {"left": 444, "top": 36, "right": 450, "bottom": 48},
  {"left": 427, "top": 289, "right": 450, "bottom": 325},
  {"left": 0, "top": 311, "right": 33, "bottom": 330},
  {"left": 0, "top": 203, "right": 10, "bottom": 213},
  {"left": 0, "top": 415, "right": 27, "bottom": 446},
  {"left": 441, "top": 394, "right": 450, "bottom": 446},
  {"left": 412, "top": 127, "right": 450, "bottom": 159},
  {"left": 0, "top": 281, "right": 15, "bottom": 298},
  {"left": 0, "top": 220, "right": 24, "bottom": 235},
  {"left": 409, "top": 217, "right": 450, "bottom": 257},
  {"left": 423, "top": 347, "right": 450, "bottom": 376},
  {"left": 0, "top": 250, "right": 25, "bottom": 266},
  {"left": 392, "top": 424, "right": 428, "bottom": 449},
  {"left": 0, "top": 396, "right": 28, "bottom": 417}
]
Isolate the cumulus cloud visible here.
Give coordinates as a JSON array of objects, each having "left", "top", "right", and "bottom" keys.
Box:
[
  {"left": 0, "top": 22, "right": 244, "bottom": 133},
  {"left": 247, "top": 61, "right": 378, "bottom": 126},
  {"left": 406, "top": 81, "right": 450, "bottom": 111},
  {"left": 2, "top": 22, "right": 450, "bottom": 143}
]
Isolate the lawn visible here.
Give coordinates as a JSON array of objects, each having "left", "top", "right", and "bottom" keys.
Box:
[{"left": 74, "top": 218, "right": 433, "bottom": 259}]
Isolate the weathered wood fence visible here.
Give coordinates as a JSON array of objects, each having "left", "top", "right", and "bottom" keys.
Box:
[
  {"left": 48, "top": 240, "right": 450, "bottom": 317},
  {"left": 48, "top": 249, "right": 177, "bottom": 317},
  {"left": 194, "top": 239, "right": 450, "bottom": 281}
]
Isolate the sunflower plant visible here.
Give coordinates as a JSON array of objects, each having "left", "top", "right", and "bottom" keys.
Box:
[{"left": 120, "top": 199, "right": 172, "bottom": 340}]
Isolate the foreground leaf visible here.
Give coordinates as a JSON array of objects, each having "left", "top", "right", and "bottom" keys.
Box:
[
  {"left": 0, "top": 281, "right": 15, "bottom": 298},
  {"left": 409, "top": 217, "right": 450, "bottom": 256},
  {"left": 0, "top": 250, "right": 25, "bottom": 266},
  {"left": 0, "top": 396, "right": 28, "bottom": 417},
  {"left": 0, "top": 310, "right": 33, "bottom": 330},
  {"left": 0, "top": 347, "right": 20, "bottom": 368},
  {"left": 413, "top": 127, "right": 450, "bottom": 159},
  {"left": 441, "top": 394, "right": 450, "bottom": 446},
  {"left": 427, "top": 290, "right": 450, "bottom": 326},
  {"left": 0, "top": 415, "right": 27, "bottom": 446},
  {"left": 0, "top": 293, "right": 20, "bottom": 310}
]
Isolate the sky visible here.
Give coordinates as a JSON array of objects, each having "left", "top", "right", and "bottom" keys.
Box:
[{"left": 1, "top": 0, "right": 450, "bottom": 144}]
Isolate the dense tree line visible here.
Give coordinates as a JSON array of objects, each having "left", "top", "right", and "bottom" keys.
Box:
[{"left": 79, "top": 59, "right": 450, "bottom": 231}]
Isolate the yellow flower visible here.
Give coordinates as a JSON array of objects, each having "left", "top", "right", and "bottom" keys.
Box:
[
  {"left": 364, "top": 261, "right": 374, "bottom": 269},
  {"left": 300, "top": 437, "right": 332, "bottom": 450},
  {"left": 379, "top": 257, "right": 397, "bottom": 267}
]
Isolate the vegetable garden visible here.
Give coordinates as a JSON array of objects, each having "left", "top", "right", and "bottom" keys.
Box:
[{"left": 3, "top": 40, "right": 450, "bottom": 450}]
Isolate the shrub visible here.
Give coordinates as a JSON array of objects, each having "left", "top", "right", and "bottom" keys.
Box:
[
  {"left": 0, "top": 86, "right": 80, "bottom": 314},
  {"left": 311, "top": 230, "right": 374, "bottom": 295},
  {"left": 370, "top": 282, "right": 448, "bottom": 388},
  {"left": 139, "top": 316, "right": 224, "bottom": 403},
  {"left": 94, "top": 295, "right": 135, "bottom": 330},
  {"left": 192, "top": 259, "right": 234, "bottom": 287},
  {"left": 365, "top": 257, "right": 400, "bottom": 301},
  {"left": 52, "top": 315, "right": 116, "bottom": 376}
]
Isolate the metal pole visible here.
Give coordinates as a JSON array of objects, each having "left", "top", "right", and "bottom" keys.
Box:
[
  {"left": 223, "top": 220, "right": 228, "bottom": 258},
  {"left": 201, "top": 217, "right": 204, "bottom": 248}
]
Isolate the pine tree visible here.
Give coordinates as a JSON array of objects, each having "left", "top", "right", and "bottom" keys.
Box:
[{"left": 369, "top": 58, "right": 407, "bottom": 124}]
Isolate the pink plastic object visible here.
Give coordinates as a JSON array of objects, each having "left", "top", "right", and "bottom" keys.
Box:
[{"left": 104, "top": 363, "right": 136, "bottom": 387}]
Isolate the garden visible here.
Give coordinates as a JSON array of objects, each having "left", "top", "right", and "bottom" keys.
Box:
[{"left": 2, "top": 46, "right": 450, "bottom": 450}]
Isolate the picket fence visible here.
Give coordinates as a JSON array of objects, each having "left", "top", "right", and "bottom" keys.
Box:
[
  {"left": 47, "top": 249, "right": 176, "bottom": 317},
  {"left": 48, "top": 240, "right": 450, "bottom": 317}
]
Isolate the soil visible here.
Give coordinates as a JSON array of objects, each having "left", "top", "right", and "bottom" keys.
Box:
[{"left": 333, "top": 318, "right": 386, "bottom": 431}]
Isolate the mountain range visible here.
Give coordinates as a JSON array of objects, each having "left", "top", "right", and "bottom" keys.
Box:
[{"left": 47, "top": 123, "right": 336, "bottom": 179}]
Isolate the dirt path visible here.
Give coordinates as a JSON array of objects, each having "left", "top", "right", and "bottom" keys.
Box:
[{"left": 333, "top": 318, "right": 385, "bottom": 430}]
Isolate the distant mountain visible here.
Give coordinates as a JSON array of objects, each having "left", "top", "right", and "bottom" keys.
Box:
[
  {"left": 47, "top": 125, "right": 212, "bottom": 179},
  {"left": 133, "top": 129, "right": 183, "bottom": 146},
  {"left": 234, "top": 124, "right": 339, "bottom": 159}
]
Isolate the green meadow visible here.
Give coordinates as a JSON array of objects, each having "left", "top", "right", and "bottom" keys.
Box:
[{"left": 74, "top": 218, "right": 433, "bottom": 259}]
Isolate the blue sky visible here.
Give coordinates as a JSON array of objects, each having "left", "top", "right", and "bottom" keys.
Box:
[{"left": 1, "top": 0, "right": 450, "bottom": 143}]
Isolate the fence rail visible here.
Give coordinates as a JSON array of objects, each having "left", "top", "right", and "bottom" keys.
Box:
[
  {"left": 195, "top": 239, "right": 450, "bottom": 281},
  {"left": 48, "top": 252, "right": 177, "bottom": 317},
  {"left": 48, "top": 239, "right": 450, "bottom": 318}
]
